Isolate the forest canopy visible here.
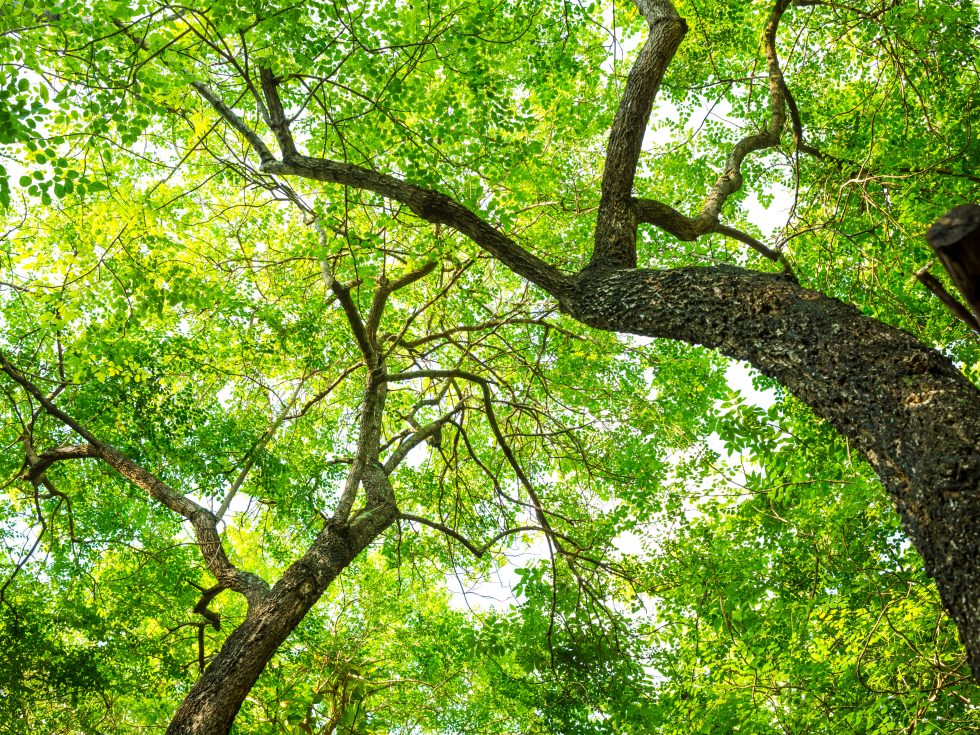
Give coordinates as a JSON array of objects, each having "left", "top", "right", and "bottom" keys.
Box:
[{"left": 1, "top": 0, "right": 980, "bottom": 733}]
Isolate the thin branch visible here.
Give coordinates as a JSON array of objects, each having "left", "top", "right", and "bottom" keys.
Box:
[
  {"left": 191, "top": 81, "right": 275, "bottom": 165},
  {"left": 781, "top": 77, "right": 824, "bottom": 158},
  {"left": 190, "top": 582, "right": 225, "bottom": 631},
  {"left": 633, "top": 198, "right": 794, "bottom": 274},
  {"left": 383, "top": 404, "right": 464, "bottom": 473},
  {"left": 915, "top": 266, "right": 980, "bottom": 335},
  {"left": 387, "top": 369, "right": 561, "bottom": 544},
  {"left": 286, "top": 363, "right": 362, "bottom": 420},
  {"left": 0, "top": 488, "right": 49, "bottom": 610},
  {"left": 0, "top": 352, "right": 269, "bottom": 604},
  {"left": 365, "top": 261, "right": 438, "bottom": 350},
  {"left": 710, "top": 223, "right": 796, "bottom": 278},
  {"left": 332, "top": 279, "right": 375, "bottom": 365},
  {"left": 397, "top": 316, "right": 575, "bottom": 350},
  {"left": 216, "top": 378, "right": 305, "bottom": 520},
  {"left": 0, "top": 352, "right": 101, "bottom": 446},
  {"left": 398, "top": 513, "right": 544, "bottom": 559}
]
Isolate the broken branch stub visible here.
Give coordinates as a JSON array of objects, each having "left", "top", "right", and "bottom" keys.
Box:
[{"left": 926, "top": 204, "right": 980, "bottom": 328}]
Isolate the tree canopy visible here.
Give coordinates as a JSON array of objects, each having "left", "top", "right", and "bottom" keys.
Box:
[{"left": 1, "top": 0, "right": 980, "bottom": 733}]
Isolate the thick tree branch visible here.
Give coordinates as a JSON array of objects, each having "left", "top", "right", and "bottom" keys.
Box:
[
  {"left": 258, "top": 67, "right": 297, "bottom": 158},
  {"left": 563, "top": 263, "right": 980, "bottom": 676},
  {"left": 628, "top": 0, "right": 797, "bottom": 272},
  {"left": 167, "top": 464, "right": 398, "bottom": 735},
  {"left": 167, "top": 211, "right": 405, "bottom": 727},
  {"left": 926, "top": 204, "right": 980, "bottom": 328},
  {"left": 915, "top": 266, "right": 980, "bottom": 335},
  {"left": 633, "top": 197, "right": 701, "bottom": 241},
  {"left": 592, "top": 0, "right": 687, "bottom": 267},
  {"left": 25, "top": 443, "right": 100, "bottom": 483},
  {"left": 331, "top": 278, "right": 376, "bottom": 365},
  {"left": 262, "top": 155, "right": 571, "bottom": 295},
  {"left": 594, "top": 0, "right": 792, "bottom": 270},
  {"left": 331, "top": 367, "right": 387, "bottom": 525},
  {"left": 167, "top": 360, "right": 400, "bottom": 734}
]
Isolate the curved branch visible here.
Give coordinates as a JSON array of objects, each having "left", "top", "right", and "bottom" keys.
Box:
[
  {"left": 398, "top": 513, "right": 546, "bottom": 559},
  {"left": 264, "top": 155, "right": 571, "bottom": 295},
  {"left": 26, "top": 443, "right": 100, "bottom": 483},
  {"left": 709, "top": 222, "right": 795, "bottom": 277},
  {"left": 605, "top": 0, "right": 792, "bottom": 270},
  {"left": 564, "top": 263, "right": 980, "bottom": 676},
  {"left": 634, "top": 197, "right": 794, "bottom": 274},
  {"left": 191, "top": 81, "right": 570, "bottom": 296},
  {"left": 694, "top": 0, "right": 791, "bottom": 227}
]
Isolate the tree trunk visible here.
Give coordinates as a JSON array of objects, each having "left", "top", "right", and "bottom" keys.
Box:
[
  {"left": 564, "top": 264, "right": 980, "bottom": 674},
  {"left": 166, "top": 476, "right": 397, "bottom": 735}
]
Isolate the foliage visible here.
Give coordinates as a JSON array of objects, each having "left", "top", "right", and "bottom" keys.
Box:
[{"left": 0, "top": 0, "right": 979, "bottom": 732}]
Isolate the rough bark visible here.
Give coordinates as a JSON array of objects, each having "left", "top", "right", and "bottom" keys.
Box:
[
  {"left": 562, "top": 264, "right": 980, "bottom": 674},
  {"left": 186, "top": 0, "right": 980, "bottom": 692},
  {"left": 165, "top": 466, "right": 397, "bottom": 735},
  {"left": 593, "top": 2, "right": 687, "bottom": 267}
]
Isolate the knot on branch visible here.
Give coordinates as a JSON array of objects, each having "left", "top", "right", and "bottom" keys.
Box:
[
  {"left": 411, "top": 190, "right": 452, "bottom": 222},
  {"left": 361, "top": 462, "right": 395, "bottom": 509}
]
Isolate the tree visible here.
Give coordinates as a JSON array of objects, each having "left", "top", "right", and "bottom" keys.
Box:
[{"left": 1, "top": 0, "right": 979, "bottom": 732}]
